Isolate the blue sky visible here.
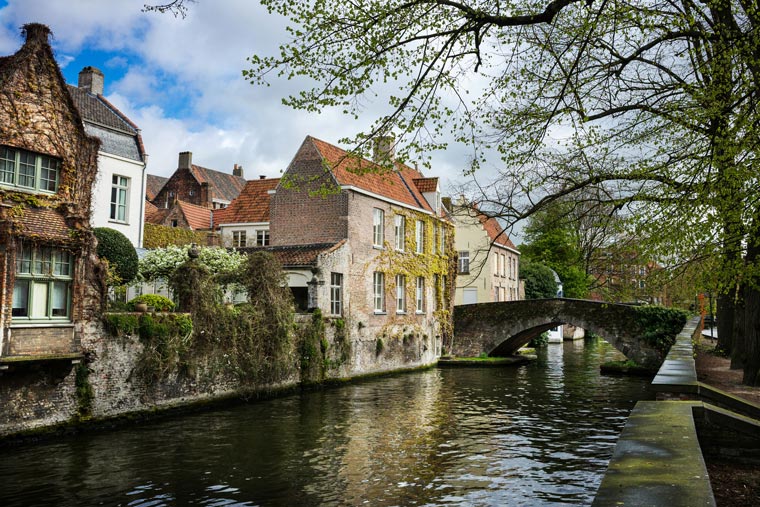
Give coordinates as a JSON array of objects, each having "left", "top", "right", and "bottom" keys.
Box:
[{"left": 0, "top": 0, "right": 481, "bottom": 187}]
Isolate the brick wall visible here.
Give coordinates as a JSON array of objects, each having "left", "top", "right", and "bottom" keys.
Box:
[
  {"left": 152, "top": 168, "right": 203, "bottom": 208},
  {"left": 270, "top": 141, "right": 348, "bottom": 246},
  {"left": 7, "top": 326, "right": 76, "bottom": 356}
]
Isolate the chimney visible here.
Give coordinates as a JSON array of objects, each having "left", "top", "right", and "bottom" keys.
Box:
[
  {"left": 373, "top": 135, "right": 396, "bottom": 164},
  {"left": 78, "top": 66, "right": 104, "bottom": 95},
  {"left": 259, "top": 175, "right": 266, "bottom": 180},
  {"left": 22, "top": 23, "right": 51, "bottom": 46},
  {"left": 233, "top": 164, "right": 244, "bottom": 178},
  {"left": 200, "top": 181, "right": 213, "bottom": 208},
  {"left": 178, "top": 151, "right": 192, "bottom": 170}
]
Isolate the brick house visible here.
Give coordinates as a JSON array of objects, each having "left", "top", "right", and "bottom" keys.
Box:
[
  {"left": 213, "top": 176, "right": 280, "bottom": 248},
  {"left": 67, "top": 67, "right": 147, "bottom": 247},
  {"left": 151, "top": 152, "right": 246, "bottom": 210},
  {"left": 451, "top": 198, "right": 522, "bottom": 304},
  {"left": 266, "top": 136, "right": 456, "bottom": 364},
  {"left": 0, "top": 24, "right": 102, "bottom": 360}
]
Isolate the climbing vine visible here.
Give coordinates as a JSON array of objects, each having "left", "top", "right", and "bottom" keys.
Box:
[
  {"left": 371, "top": 207, "right": 456, "bottom": 344},
  {"left": 143, "top": 223, "right": 209, "bottom": 249}
]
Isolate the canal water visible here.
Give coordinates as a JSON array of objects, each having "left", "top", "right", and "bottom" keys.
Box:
[{"left": 0, "top": 337, "right": 652, "bottom": 506}]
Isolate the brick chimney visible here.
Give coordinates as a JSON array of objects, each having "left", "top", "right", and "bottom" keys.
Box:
[
  {"left": 178, "top": 151, "right": 192, "bottom": 170},
  {"left": 78, "top": 66, "right": 104, "bottom": 95},
  {"left": 199, "top": 181, "right": 214, "bottom": 208},
  {"left": 233, "top": 163, "right": 244, "bottom": 178}
]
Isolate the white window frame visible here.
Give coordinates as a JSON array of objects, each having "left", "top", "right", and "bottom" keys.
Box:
[
  {"left": 373, "top": 272, "right": 385, "bottom": 313},
  {"left": 232, "top": 230, "right": 247, "bottom": 248},
  {"left": 415, "top": 276, "right": 425, "bottom": 314},
  {"left": 415, "top": 219, "right": 425, "bottom": 254},
  {"left": 373, "top": 208, "right": 385, "bottom": 248},
  {"left": 330, "top": 272, "right": 343, "bottom": 316},
  {"left": 394, "top": 214, "right": 405, "bottom": 251},
  {"left": 396, "top": 274, "right": 406, "bottom": 313},
  {"left": 110, "top": 175, "right": 130, "bottom": 222},
  {"left": 256, "top": 229, "right": 270, "bottom": 246},
  {"left": 458, "top": 251, "right": 470, "bottom": 274}
]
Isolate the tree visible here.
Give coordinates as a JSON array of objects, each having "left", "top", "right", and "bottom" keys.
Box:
[
  {"left": 148, "top": 0, "right": 760, "bottom": 385},
  {"left": 94, "top": 227, "right": 138, "bottom": 285},
  {"left": 521, "top": 262, "right": 558, "bottom": 299}
]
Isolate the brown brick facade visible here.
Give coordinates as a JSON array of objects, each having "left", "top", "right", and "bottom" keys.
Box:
[{"left": 0, "top": 24, "right": 103, "bottom": 358}]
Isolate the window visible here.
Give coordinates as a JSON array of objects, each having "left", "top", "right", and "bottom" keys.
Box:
[
  {"left": 256, "top": 229, "right": 270, "bottom": 246},
  {"left": 170, "top": 219, "right": 178, "bottom": 227},
  {"left": 0, "top": 146, "right": 60, "bottom": 193},
  {"left": 502, "top": 254, "right": 507, "bottom": 277},
  {"left": 458, "top": 251, "right": 470, "bottom": 274},
  {"left": 372, "top": 208, "right": 385, "bottom": 247},
  {"left": 394, "top": 214, "right": 405, "bottom": 251},
  {"left": 433, "top": 274, "right": 440, "bottom": 311},
  {"left": 13, "top": 243, "right": 72, "bottom": 321},
  {"left": 440, "top": 226, "right": 446, "bottom": 254},
  {"left": 495, "top": 287, "right": 500, "bottom": 302},
  {"left": 639, "top": 279, "right": 646, "bottom": 289},
  {"left": 396, "top": 274, "right": 406, "bottom": 313},
  {"left": 109, "top": 175, "right": 129, "bottom": 222},
  {"left": 232, "top": 230, "right": 247, "bottom": 248},
  {"left": 373, "top": 272, "right": 385, "bottom": 312},
  {"left": 432, "top": 225, "right": 439, "bottom": 254},
  {"left": 415, "top": 220, "right": 425, "bottom": 254},
  {"left": 416, "top": 276, "right": 425, "bottom": 313},
  {"left": 330, "top": 273, "right": 343, "bottom": 316}
]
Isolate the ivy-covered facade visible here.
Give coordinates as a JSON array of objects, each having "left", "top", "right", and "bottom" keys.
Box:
[
  {"left": 0, "top": 24, "right": 102, "bottom": 359},
  {"left": 268, "top": 136, "right": 456, "bottom": 372}
]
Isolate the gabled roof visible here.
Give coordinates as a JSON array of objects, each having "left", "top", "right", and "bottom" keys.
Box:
[
  {"left": 214, "top": 177, "right": 280, "bottom": 226},
  {"left": 16, "top": 208, "right": 72, "bottom": 243},
  {"left": 477, "top": 211, "right": 518, "bottom": 251},
  {"left": 189, "top": 164, "right": 246, "bottom": 203},
  {"left": 67, "top": 85, "right": 145, "bottom": 162},
  {"left": 177, "top": 200, "right": 212, "bottom": 230},
  {"left": 307, "top": 137, "right": 438, "bottom": 215},
  {"left": 413, "top": 177, "right": 439, "bottom": 193},
  {"left": 145, "top": 174, "right": 168, "bottom": 201},
  {"left": 144, "top": 200, "right": 161, "bottom": 222}
]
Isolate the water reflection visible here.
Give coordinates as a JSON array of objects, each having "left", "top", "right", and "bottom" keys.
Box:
[{"left": 0, "top": 337, "right": 650, "bottom": 506}]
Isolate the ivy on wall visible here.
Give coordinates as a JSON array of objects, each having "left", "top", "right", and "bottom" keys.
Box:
[
  {"left": 372, "top": 207, "right": 456, "bottom": 342},
  {"left": 143, "top": 223, "right": 209, "bottom": 249}
]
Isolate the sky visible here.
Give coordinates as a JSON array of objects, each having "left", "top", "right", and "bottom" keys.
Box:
[{"left": 0, "top": 0, "right": 481, "bottom": 188}]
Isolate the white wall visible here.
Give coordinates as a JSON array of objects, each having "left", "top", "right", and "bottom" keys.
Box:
[
  {"left": 218, "top": 223, "right": 269, "bottom": 248},
  {"left": 90, "top": 152, "right": 146, "bottom": 247}
]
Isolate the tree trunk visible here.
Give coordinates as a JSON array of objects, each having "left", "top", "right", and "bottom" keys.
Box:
[
  {"left": 742, "top": 284, "right": 760, "bottom": 385},
  {"left": 730, "top": 292, "right": 745, "bottom": 369},
  {"left": 717, "top": 294, "right": 734, "bottom": 354}
]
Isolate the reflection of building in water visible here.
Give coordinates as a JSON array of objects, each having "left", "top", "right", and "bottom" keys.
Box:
[
  {"left": 547, "top": 270, "right": 564, "bottom": 342},
  {"left": 302, "top": 374, "right": 456, "bottom": 503}
]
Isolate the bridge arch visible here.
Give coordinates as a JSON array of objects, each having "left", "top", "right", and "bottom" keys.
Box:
[{"left": 452, "top": 299, "right": 665, "bottom": 368}]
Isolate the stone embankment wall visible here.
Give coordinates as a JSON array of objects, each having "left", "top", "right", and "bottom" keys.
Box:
[{"left": 0, "top": 312, "right": 437, "bottom": 440}]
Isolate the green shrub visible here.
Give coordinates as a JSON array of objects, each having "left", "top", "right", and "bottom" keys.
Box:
[
  {"left": 529, "top": 331, "right": 550, "bottom": 348},
  {"left": 127, "top": 294, "right": 176, "bottom": 312},
  {"left": 631, "top": 305, "right": 689, "bottom": 353},
  {"left": 94, "top": 227, "right": 138, "bottom": 284}
]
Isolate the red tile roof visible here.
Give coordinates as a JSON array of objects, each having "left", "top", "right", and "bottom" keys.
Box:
[
  {"left": 263, "top": 241, "right": 346, "bottom": 268},
  {"left": 413, "top": 177, "right": 438, "bottom": 193},
  {"left": 178, "top": 200, "right": 212, "bottom": 230},
  {"left": 478, "top": 212, "right": 517, "bottom": 250},
  {"left": 213, "top": 177, "right": 279, "bottom": 226},
  {"left": 308, "top": 137, "right": 435, "bottom": 213}
]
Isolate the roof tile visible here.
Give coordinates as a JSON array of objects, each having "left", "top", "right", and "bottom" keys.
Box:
[{"left": 214, "top": 177, "right": 279, "bottom": 226}]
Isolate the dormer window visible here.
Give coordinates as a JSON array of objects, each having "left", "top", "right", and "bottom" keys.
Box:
[{"left": 0, "top": 146, "right": 60, "bottom": 193}]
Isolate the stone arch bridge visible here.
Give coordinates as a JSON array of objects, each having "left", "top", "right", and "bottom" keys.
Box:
[{"left": 452, "top": 299, "right": 665, "bottom": 368}]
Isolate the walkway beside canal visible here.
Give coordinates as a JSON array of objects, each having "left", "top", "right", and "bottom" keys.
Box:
[{"left": 594, "top": 317, "right": 760, "bottom": 507}]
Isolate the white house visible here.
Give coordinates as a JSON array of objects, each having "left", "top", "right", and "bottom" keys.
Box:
[{"left": 68, "top": 67, "right": 147, "bottom": 247}]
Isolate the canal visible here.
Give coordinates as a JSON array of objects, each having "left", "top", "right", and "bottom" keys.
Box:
[{"left": 0, "top": 337, "right": 653, "bottom": 506}]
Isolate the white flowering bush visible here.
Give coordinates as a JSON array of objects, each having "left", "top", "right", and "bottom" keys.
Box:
[{"left": 139, "top": 245, "right": 246, "bottom": 282}]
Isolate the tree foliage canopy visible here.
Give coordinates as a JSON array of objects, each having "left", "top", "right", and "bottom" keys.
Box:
[{"left": 521, "top": 261, "right": 559, "bottom": 299}]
